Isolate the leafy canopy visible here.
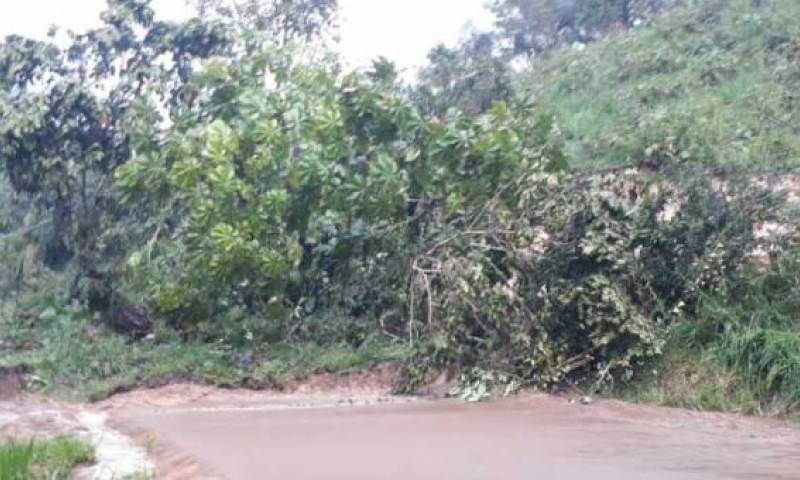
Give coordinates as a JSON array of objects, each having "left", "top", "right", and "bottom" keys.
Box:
[
  {"left": 0, "top": 0, "right": 230, "bottom": 269},
  {"left": 116, "top": 39, "right": 565, "bottom": 324}
]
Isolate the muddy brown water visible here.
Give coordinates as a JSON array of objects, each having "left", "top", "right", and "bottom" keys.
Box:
[{"left": 114, "top": 392, "right": 800, "bottom": 480}]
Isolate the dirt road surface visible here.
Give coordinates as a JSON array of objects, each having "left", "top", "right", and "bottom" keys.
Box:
[{"left": 110, "top": 389, "right": 800, "bottom": 480}]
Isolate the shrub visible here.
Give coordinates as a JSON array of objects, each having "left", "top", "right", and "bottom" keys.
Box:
[{"left": 396, "top": 166, "right": 783, "bottom": 392}]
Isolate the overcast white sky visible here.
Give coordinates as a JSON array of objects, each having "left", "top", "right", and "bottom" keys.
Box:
[{"left": 0, "top": 0, "right": 494, "bottom": 72}]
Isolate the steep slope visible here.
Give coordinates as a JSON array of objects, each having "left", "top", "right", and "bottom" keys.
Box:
[{"left": 521, "top": 0, "right": 800, "bottom": 168}]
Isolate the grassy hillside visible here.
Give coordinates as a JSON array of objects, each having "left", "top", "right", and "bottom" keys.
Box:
[{"left": 523, "top": 0, "right": 800, "bottom": 169}]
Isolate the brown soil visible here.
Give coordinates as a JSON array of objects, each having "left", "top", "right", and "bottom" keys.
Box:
[
  {"left": 96, "top": 364, "right": 404, "bottom": 412},
  {"left": 0, "top": 395, "right": 84, "bottom": 441},
  {"left": 0, "top": 365, "right": 27, "bottom": 401}
]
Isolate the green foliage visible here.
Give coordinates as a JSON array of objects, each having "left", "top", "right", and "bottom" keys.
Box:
[
  {"left": 490, "top": 0, "right": 688, "bottom": 57},
  {"left": 418, "top": 33, "right": 513, "bottom": 115},
  {"left": 624, "top": 247, "right": 800, "bottom": 418},
  {"left": 0, "top": 436, "right": 94, "bottom": 480},
  {"left": 449, "top": 368, "right": 522, "bottom": 402},
  {"left": 194, "top": 0, "right": 338, "bottom": 43},
  {"left": 670, "top": 254, "right": 800, "bottom": 409},
  {"left": 521, "top": 0, "right": 800, "bottom": 168},
  {"left": 116, "top": 43, "right": 562, "bottom": 333},
  {"left": 0, "top": 0, "right": 797, "bottom": 419},
  {"left": 1, "top": 0, "right": 563, "bottom": 398},
  {"left": 397, "top": 167, "right": 780, "bottom": 393},
  {"left": 0, "top": 0, "right": 230, "bottom": 278}
]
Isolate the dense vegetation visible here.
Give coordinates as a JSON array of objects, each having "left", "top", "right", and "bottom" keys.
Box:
[
  {"left": 0, "top": 0, "right": 798, "bottom": 419},
  {"left": 629, "top": 256, "right": 800, "bottom": 416}
]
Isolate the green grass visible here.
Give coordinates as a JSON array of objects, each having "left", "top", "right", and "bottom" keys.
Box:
[
  {"left": 522, "top": 0, "right": 800, "bottom": 169},
  {"left": 626, "top": 257, "right": 800, "bottom": 418},
  {"left": 0, "top": 436, "right": 94, "bottom": 480},
  {"left": 1, "top": 302, "right": 241, "bottom": 400},
  {"left": 624, "top": 347, "right": 762, "bottom": 414},
  {"left": 693, "top": 259, "right": 800, "bottom": 408},
  {"left": 121, "top": 472, "right": 155, "bottom": 480},
  {"left": 0, "top": 442, "right": 33, "bottom": 480},
  {"left": 255, "top": 340, "right": 410, "bottom": 379},
  {"left": 0, "top": 299, "right": 410, "bottom": 401},
  {"left": 716, "top": 325, "right": 800, "bottom": 403}
]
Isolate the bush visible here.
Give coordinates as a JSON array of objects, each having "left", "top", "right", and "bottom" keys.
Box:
[{"left": 396, "top": 166, "right": 784, "bottom": 393}]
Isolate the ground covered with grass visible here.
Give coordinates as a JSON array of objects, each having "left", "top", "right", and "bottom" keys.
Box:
[
  {"left": 524, "top": 0, "right": 800, "bottom": 169},
  {"left": 0, "top": 436, "right": 94, "bottom": 480},
  {"left": 625, "top": 259, "right": 800, "bottom": 419},
  {"left": 0, "top": 298, "right": 408, "bottom": 401}
]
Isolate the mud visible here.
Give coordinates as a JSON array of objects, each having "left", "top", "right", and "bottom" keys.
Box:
[
  {"left": 114, "top": 391, "right": 800, "bottom": 480},
  {"left": 0, "top": 365, "right": 27, "bottom": 401},
  {"left": 0, "top": 395, "right": 153, "bottom": 479},
  {"left": 3, "top": 367, "right": 799, "bottom": 480}
]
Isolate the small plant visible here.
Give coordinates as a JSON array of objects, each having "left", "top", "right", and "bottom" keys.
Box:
[
  {"left": 0, "top": 436, "right": 94, "bottom": 480},
  {"left": 0, "top": 441, "right": 34, "bottom": 480}
]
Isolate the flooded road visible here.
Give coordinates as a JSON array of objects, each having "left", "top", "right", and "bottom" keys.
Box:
[{"left": 115, "top": 391, "right": 800, "bottom": 480}]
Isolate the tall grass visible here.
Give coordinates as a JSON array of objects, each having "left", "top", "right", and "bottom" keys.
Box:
[
  {"left": 717, "top": 325, "right": 800, "bottom": 402},
  {"left": 668, "top": 255, "right": 800, "bottom": 411},
  {"left": 0, "top": 441, "right": 34, "bottom": 480},
  {"left": 0, "top": 437, "right": 94, "bottom": 480}
]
